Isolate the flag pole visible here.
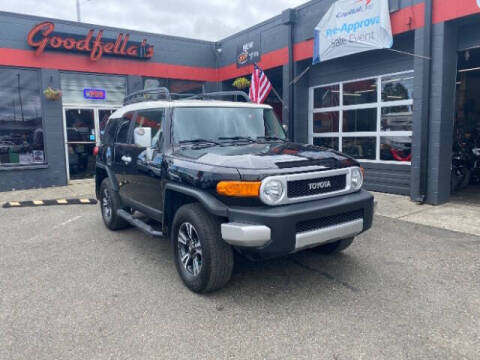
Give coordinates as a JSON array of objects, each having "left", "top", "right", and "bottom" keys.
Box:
[{"left": 270, "top": 85, "right": 288, "bottom": 111}]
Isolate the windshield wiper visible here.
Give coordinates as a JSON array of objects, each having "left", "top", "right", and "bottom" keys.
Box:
[
  {"left": 178, "top": 138, "right": 222, "bottom": 146},
  {"left": 255, "top": 136, "right": 287, "bottom": 142},
  {"left": 217, "top": 136, "right": 255, "bottom": 142}
]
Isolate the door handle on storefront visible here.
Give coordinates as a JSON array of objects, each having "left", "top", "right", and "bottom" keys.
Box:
[{"left": 121, "top": 155, "right": 132, "bottom": 164}]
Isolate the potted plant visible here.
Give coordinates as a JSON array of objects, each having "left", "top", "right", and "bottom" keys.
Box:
[
  {"left": 43, "top": 87, "right": 62, "bottom": 101},
  {"left": 232, "top": 77, "right": 250, "bottom": 90}
]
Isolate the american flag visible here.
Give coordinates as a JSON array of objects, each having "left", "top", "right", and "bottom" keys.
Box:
[{"left": 249, "top": 63, "right": 272, "bottom": 104}]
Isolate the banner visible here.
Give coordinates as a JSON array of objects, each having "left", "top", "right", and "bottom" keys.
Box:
[{"left": 313, "top": 0, "right": 392, "bottom": 63}]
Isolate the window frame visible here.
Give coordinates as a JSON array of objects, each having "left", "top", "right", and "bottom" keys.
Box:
[
  {"left": 0, "top": 66, "right": 46, "bottom": 169},
  {"left": 308, "top": 70, "right": 413, "bottom": 165}
]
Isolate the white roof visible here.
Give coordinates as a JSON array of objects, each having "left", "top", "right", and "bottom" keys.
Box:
[{"left": 111, "top": 100, "right": 272, "bottom": 119}]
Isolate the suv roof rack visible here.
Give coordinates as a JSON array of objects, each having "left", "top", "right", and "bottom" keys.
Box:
[
  {"left": 123, "top": 87, "right": 170, "bottom": 105},
  {"left": 186, "top": 91, "right": 251, "bottom": 103},
  {"left": 123, "top": 89, "right": 252, "bottom": 106}
]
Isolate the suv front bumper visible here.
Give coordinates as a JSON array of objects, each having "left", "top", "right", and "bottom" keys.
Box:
[{"left": 220, "top": 189, "right": 374, "bottom": 259}]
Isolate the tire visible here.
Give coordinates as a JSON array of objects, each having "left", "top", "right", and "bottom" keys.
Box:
[
  {"left": 99, "top": 178, "right": 129, "bottom": 230},
  {"left": 311, "top": 237, "right": 355, "bottom": 255},
  {"left": 171, "top": 203, "right": 234, "bottom": 293}
]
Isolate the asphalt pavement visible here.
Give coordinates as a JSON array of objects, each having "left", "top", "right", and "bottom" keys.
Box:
[{"left": 1, "top": 202, "right": 479, "bottom": 359}]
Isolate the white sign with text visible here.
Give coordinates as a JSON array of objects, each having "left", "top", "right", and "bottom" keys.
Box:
[{"left": 313, "top": 0, "right": 392, "bottom": 63}]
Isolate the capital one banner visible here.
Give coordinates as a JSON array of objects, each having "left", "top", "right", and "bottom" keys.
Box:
[{"left": 313, "top": 0, "right": 392, "bottom": 63}]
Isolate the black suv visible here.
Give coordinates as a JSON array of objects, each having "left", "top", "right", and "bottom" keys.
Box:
[{"left": 96, "top": 89, "right": 374, "bottom": 293}]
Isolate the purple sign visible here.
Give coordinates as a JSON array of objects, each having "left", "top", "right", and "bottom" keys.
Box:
[{"left": 83, "top": 88, "right": 106, "bottom": 100}]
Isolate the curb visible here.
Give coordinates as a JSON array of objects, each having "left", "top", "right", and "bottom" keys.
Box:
[{"left": 2, "top": 198, "right": 98, "bottom": 208}]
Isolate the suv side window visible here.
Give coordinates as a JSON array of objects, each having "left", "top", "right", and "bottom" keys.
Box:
[
  {"left": 103, "top": 118, "right": 119, "bottom": 145},
  {"left": 115, "top": 112, "right": 135, "bottom": 144},
  {"left": 133, "top": 109, "right": 165, "bottom": 148}
]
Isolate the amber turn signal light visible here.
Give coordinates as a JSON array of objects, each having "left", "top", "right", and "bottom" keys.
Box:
[
  {"left": 216, "top": 181, "right": 261, "bottom": 197},
  {"left": 360, "top": 167, "right": 365, "bottom": 177}
]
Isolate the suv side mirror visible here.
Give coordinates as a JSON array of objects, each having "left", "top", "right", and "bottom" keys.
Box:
[{"left": 134, "top": 127, "right": 152, "bottom": 148}]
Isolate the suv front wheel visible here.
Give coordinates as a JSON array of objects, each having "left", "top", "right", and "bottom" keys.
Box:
[{"left": 172, "top": 203, "right": 234, "bottom": 293}]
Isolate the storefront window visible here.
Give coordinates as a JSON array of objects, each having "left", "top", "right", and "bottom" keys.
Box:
[
  {"left": 144, "top": 78, "right": 204, "bottom": 95},
  {"left": 343, "top": 79, "right": 377, "bottom": 106},
  {"left": 313, "top": 112, "right": 339, "bottom": 133},
  {"left": 313, "top": 137, "right": 339, "bottom": 150},
  {"left": 343, "top": 108, "right": 377, "bottom": 132},
  {"left": 381, "top": 74, "right": 414, "bottom": 102},
  {"left": 381, "top": 106, "right": 413, "bottom": 131},
  {"left": 380, "top": 136, "right": 412, "bottom": 162},
  {"left": 0, "top": 68, "right": 45, "bottom": 166},
  {"left": 342, "top": 137, "right": 376, "bottom": 160},
  {"left": 313, "top": 85, "right": 339, "bottom": 109},
  {"left": 310, "top": 71, "right": 414, "bottom": 163}
]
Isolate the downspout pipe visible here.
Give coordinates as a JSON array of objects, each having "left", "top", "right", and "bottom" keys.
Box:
[
  {"left": 282, "top": 9, "right": 295, "bottom": 140},
  {"left": 417, "top": 0, "right": 433, "bottom": 202}
]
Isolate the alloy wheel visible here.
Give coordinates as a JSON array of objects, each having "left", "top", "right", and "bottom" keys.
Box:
[
  {"left": 102, "top": 188, "right": 112, "bottom": 222},
  {"left": 177, "top": 222, "right": 203, "bottom": 276}
]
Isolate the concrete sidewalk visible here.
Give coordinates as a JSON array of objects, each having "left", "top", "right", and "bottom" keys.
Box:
[
  {"left": 0, "top": 180, "right": 95, "bottom": 203},
  {"left": 1, "top": 180, "right": 478, "bottom": 237},
  {"left": 372, "top": 190, "right": 480, "bottom": 237}
]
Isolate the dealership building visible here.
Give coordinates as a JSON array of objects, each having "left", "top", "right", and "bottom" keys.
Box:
[{"left": 1, "top": 0, "right": 480, "bottom": 204}]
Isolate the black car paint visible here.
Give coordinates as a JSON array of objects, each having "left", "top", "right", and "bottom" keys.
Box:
[{"left": 96, "top": 105, "right": 372, "bottom": 259}]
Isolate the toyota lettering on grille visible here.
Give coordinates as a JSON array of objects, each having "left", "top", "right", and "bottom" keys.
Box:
[{"left": 308, "top": 180, "right": 332, "bottom": 190}]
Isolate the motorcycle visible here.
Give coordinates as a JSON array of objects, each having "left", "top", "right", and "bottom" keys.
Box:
[
  {"left": 451, "top": 148, "right": 471, "bottom": 193},
  {"left": 471, "top": 147, "right": 480, "bottom": 184}
]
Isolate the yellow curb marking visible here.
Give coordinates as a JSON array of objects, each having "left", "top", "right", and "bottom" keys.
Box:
[
  {"left": 9, "top": 202, "right": 21, "bottom": 207},
  {"left": 79, "top": 199, "right": 90, "bottom": 203},
  {"left": 33, "top": 200, "right": 44, "bottom": 205},
  {"left": 57, "top": 199, "right": 68, "bottom": 204}
]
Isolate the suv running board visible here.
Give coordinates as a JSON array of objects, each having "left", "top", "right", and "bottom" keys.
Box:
[{"left": 117, "top": 209, "right": 164, "bottom": 237}]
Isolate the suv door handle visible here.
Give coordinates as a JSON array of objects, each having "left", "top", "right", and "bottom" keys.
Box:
[{"left": 121, "top": 155, "right": 132, "bottom": 164}]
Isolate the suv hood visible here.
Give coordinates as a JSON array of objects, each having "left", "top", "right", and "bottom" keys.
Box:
[{"left": 172, "top": 142, "right": 357, "bottom": 172}]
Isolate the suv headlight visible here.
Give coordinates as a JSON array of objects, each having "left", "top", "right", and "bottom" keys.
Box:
[
  {"left": 260, "top": 179, "right": 284, "bottom": 205},
  {"left": 351, "top": 167, "right": 364, "bottom": 191}
]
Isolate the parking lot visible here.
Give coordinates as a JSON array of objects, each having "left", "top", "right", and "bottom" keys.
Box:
[{"left": 1, "top": 199, "right": 479, "bottom": 359}]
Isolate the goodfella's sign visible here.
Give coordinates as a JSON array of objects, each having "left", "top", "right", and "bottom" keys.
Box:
[{"left": 27, "top": 22, "right": 154, "bottom": 61}]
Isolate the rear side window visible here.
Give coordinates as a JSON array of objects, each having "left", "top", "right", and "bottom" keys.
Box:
[
  {"left": 103, "top": 118, "right": 119, "bottom": 145},
  {"left": 114, "top": 112, "right": 134, "bottom": 144},
  {"left": 133, "top": 109, "right": 165, "bottom": 148}
]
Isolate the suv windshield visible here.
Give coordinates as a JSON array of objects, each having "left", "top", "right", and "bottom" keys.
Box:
[{"left": 172, "top": 107, "right": 286, "bottom": 143}]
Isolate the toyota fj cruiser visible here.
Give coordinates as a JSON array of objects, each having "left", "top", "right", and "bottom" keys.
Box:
[{"left": 96, "top": 88, "right": 374, "bottom": 293}]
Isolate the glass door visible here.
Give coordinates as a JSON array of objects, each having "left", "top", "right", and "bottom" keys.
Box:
[
  {"left": 65, "top": 108, "right": 96, "bottom": 180},
  {"left": 64, "top": 107, "right": 120, "bottom": 181}
]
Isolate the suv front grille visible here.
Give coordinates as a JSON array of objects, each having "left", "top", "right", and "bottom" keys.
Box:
[
  {"left": 296, "top": 210, "right": 363, "bottom": 234},
  {"left": 287, "top": 174, "right": 346, "bottom": 199}
]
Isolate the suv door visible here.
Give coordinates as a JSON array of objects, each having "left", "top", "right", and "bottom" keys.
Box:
[
  {"left": 125, "top": 108, "right": 166, "bottom": 216},
  {"left": 111, "top": 112, "right": 135, "bottom": 201}
]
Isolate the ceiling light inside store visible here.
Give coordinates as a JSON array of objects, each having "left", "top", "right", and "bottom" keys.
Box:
[{"left": 458, "top": 66, "right": 480, "bottom": 73}]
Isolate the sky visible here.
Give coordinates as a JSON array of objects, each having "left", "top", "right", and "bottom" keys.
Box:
[{"left": 0, "top": 0, "right": 307, "bottom": 41}]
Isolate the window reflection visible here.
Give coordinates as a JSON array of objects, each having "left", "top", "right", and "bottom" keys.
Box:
[
  {"left": 313, "top": 112, "right": 339, "bottom": 133},
  {"left": 342, "top": 137, "right": 376, "bottom": 160},
  {"left": 343, "top": 108, "right": 377, "bottom": 132},
  {"left": 343, "top": 79, "right": 377, "bottom": 105},
  {"left": 313, "top": 137, "right": 339, "bottom": 150},
  {"left": 381, "top": 106, "right": 413, "bottom": 131},
  {"left": 381, "top": 74, "right": 413, "bottom": 102},
  {"left": 0, "top": 68, "right": 44, "bottom": 166},
  {"left": 313, "top": 85, "right": 339, "bottom": 109},
  {"left": 380, "top": 136, "right": 412, "bottom": 162}
]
